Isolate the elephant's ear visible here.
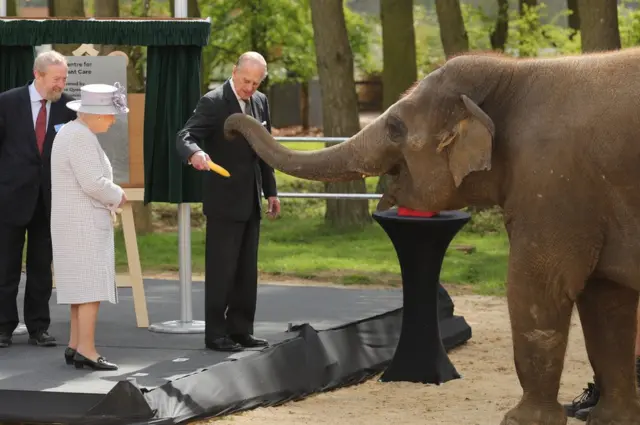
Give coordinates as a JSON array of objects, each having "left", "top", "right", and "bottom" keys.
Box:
[{"left": 437, "top": 95, "right": 495, "bottom": 187}]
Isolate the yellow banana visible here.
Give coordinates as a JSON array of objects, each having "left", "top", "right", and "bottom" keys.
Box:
[{"left": 207, "top": 160, "right": 231, "bottom": 177}]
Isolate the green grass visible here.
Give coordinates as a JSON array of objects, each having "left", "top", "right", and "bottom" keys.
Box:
[{"left": 114, "top": 210, "right": 509, "bottom": 296}]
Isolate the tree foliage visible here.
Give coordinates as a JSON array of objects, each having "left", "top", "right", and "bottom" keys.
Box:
[
  {"left": 614, "top": 0, "right": 640, "bottom": 47},
  {"left": 199, "top": 0, "right": 379, "bottom": 84}
]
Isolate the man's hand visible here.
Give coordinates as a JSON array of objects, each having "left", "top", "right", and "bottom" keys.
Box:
[
  {"left": 266, "top": 196, "right": 280, "bottom": 219},
  {"left": 189, "top": 151, "right": 211, "bottom": 171}
]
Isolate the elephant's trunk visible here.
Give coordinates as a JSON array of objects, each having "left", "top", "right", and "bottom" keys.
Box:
[{"left": 223, "top": 113, "right": 394, "bottom": 182}]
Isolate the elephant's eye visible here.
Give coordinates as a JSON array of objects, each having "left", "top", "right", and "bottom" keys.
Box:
[{"left": 386, "top": 115, "right": 407, "bottom": 144}]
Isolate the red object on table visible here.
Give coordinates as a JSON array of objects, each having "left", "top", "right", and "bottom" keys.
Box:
[{"left": 397, "top": 207, "right": 439, "bottom": 217}]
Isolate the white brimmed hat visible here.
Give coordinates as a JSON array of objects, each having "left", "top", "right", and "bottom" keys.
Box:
[{"left": 66, "top": 82, "right": 129, "bottom": 115}]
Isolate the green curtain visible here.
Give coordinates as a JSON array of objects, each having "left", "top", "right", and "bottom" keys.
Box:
[
  {"left": 0, "top": 46, "right": 34, "bottom": 93},
  {"left": 0, "top": 19, "right": 210, "bottom": 46},
  {"left": 143, "top": 45, "right": 203, "bottom": 204}
]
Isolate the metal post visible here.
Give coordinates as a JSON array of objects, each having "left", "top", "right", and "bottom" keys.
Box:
[
  {"left": 174, "top": 0, "right": 188, "bottom": 18},
  {"left": 0, "top": 0, "right": 6, "bottom": 17},
  {"left": 149, "top": 0, "right": 205, "bottom": 334},
  {"left": 179, "top": 203, "right": 193, "bottom": 323},
  {"left": 149, "top": 204, "right": 205, "bottom": 333}
]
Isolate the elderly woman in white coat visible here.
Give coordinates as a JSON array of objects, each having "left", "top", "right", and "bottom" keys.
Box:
[{"left": 50, "top": 83, "right": 129, "bottom": 371}]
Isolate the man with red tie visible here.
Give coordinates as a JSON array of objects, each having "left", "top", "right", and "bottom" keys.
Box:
[{"left": 0, "top": 50, "right": 76, "bottom": 348}]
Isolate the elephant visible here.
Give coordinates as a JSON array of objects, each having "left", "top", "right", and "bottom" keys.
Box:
[{"left": 223, "top": 47, "right": 640, "bottom": 425}]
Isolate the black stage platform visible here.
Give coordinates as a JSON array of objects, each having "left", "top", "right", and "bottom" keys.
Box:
[{"left": 0, "top": 278, "right": 471, "bottom": 425}]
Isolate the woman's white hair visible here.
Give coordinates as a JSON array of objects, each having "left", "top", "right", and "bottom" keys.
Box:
[
  {"left": 33, "top": 51, "right": 67, "bottom": 74},
  {"left": 77, "top": 112, "right": 110, "bottom": 120}
]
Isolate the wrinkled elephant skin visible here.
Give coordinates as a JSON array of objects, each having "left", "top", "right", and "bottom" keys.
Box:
[{"left": 224, "top": 48, "right": 640, "bottom": 424}]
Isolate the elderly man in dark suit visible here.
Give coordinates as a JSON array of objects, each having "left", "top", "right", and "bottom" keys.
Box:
[
  {"left": 176, "top": 51, "right": 280, "bottom": 352},
  {"left": 0, "top": 50, "right": 77, "bottom": 348}
]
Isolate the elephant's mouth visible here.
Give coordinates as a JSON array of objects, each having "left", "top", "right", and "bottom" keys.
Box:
[
  {"left": 375, "top": 161, "right": 440, "bottom": 214},
  {"left": 377, "top": 193, "right": 397, "bottom": 211}
]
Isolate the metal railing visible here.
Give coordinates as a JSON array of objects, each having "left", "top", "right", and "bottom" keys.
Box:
[
  {"left": 150, "top": 134, "right": 382, "bottom": 334},
  {"left": 276, "top": 136, "right": 347, "bottom": 143},
  {"left": 278, "top": 192, "right": 382, "bottom": 199},
  {"left": 274, "top": 136, "right": 383, "bottom": 200}
]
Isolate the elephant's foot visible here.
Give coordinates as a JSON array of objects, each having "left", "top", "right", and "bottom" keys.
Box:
[
  {"left": 502, "top": 268, "right": 575, "bottom": 425},
  {"left": 586, "top": 399, "right": 640, "bottom": 425},
  {"left": 500, "top": 399, "right": 566, "bottom": 425}
]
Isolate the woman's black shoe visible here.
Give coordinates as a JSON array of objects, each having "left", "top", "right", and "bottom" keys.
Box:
[
  {"left": 73, "top": 352, "right": 118, "bottom": 371},
  {"left": 64, "top": 347, "right": 77, "bottom": 365}
]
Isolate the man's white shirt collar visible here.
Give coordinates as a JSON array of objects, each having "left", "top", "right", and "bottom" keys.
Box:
[
  {"left": 229, "top": 78, "right": 247, "bottom": 113},
  {"left": 29, "top": 82, "right": 47, "bottom": 104}
]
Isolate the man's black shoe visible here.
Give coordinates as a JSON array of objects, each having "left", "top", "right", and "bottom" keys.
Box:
[
  {"left": 28, "top": 331, "right": 57, "bottom": 347},
  {"left": 563, "top": 382, "right": 599, "bottom": 418},
  {"left": 230, "top": 334, "right": 268, "bottom": 348},
  {"left": 570, "top": 360, "right": 640, "bottom": 422},
  {"left": 574, "top": 406, "right": 592, "bottom": 422},
  {"left": 206, "top": 336, "right": 243, "bottom": 352},
  {"left": 0, "top": 333, "right": 11, "bottom": 348}
]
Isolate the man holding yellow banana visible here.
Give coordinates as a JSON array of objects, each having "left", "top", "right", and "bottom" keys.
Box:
[{"left": 176, "top": 52, "right": 280, "bottom": 352}]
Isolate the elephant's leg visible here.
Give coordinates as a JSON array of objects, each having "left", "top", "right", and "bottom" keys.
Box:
[
  {"left": 500, "top": 269, "right": 575, "bottom": 425},
  {"left": 577, "top": 278, "right": 640, "bottom": 425}
]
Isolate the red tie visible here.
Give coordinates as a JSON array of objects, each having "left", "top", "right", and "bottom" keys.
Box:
[{"left": 35, "top": 99, "right": 47, "bottom": 155}]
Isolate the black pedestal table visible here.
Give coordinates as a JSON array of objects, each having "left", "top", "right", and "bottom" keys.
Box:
[{"left": 372, "top": 209, "right": 471, "bottom": 384}]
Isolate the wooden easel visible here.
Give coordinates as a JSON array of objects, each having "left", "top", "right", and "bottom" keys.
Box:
[{"left": 118, "top": 188, "right": 149, "bottom": 328}]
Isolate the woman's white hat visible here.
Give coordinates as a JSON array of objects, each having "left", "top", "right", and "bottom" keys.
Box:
[{"left": 66, "top": 82, "right": 129, "bottom": 115}]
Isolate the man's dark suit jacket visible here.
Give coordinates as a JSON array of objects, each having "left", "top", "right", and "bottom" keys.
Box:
[
  {"left": 0, "top": 82, "right": 77, "bottom": 226},
  {"left": 176, "top": 80, "right": 277, "bottom": 222}
]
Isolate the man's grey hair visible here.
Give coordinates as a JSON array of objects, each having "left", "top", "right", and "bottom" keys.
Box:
[
  {"left": 33, "top": 50, "right": 67, "bottom": 74},
  {"left": 236, "top": 51, "right": 268, "bottom": 79}
]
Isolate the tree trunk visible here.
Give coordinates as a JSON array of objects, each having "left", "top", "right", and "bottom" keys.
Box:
[
  {"left": 301, "top": 81, "right": 309, "bottom": 130},
  {"left": 490, "top": 0, "right": 509, "bottom": 51},
  {"left": 132, "top": 202, "right": 154, "bottom": 235},
  {"left": 94, "top": 0, "right": 119, "bottom": 55},
  {"left": 434, "top": 0, "right": 469, "bottom": 58},
  {"left": 94, "top": 0, "right": 118, "bottom": 19},
  {"left": 309, "top": 0, "right": 370, "bottom": 228},
  {"left": 50, "top": 0, "right": 85, "bottom": 55},
  {"left": 567, "top": 0, "right": 580, "bottom": 34},
  {"left": 577, "top": 0, "right": 621, "bottom": 52},
  {"left": 381, "top": 0, "right": 416, "bottom": 111},
  {"left": 7, "top": 0, "right": 16, "bottom": 16},
  {"left": 376, "top": 0, "right": 417, "bottom": 194}
]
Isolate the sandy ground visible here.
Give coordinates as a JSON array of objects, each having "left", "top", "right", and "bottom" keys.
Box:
[{"left": 196, "top": 294, "right": 593, "bottom": 425}]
